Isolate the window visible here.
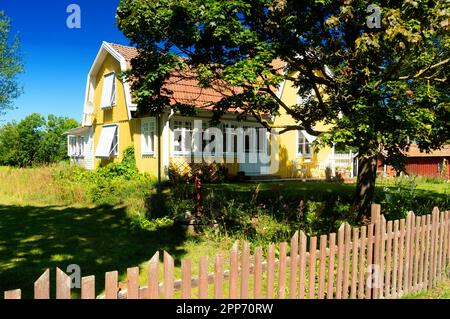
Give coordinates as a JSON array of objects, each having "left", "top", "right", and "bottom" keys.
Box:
[
  {"left": 141, "top": 118, "right": 156, "bottom": 156},
  {"left": 173, "top": 120, "right": 192, "bottom": 155},
  {"left": 68, "top": 136, "right": 84, "bottom": 157},
  {"left": 100, "top": 72, "right": 116, "bottom": 109},
  {"left": 95, "top": 125, "right": 118, "bottom": 158},
  {"left": 223, "top": 123, "right": 238, "bottom": 155},
  {"left": 297, "top": 130, "right": 312, "bottom": 157}
]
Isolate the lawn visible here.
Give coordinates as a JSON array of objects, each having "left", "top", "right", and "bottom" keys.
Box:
[
  {"left": 403, "top": 279, "right": 450, "bottom": 299},
  {"left": 0, "top": 166, "right": 448, "bottom": 298}
]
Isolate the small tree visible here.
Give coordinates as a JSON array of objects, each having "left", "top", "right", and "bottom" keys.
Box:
[
  {"left": 117, "top": 0, "right": 450, "bottom": 218},
  {"left": 0, "top": 11, "right": 23, "bottom": 116}
]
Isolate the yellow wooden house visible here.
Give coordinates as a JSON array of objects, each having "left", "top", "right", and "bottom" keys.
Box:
[{"left": 66, "top": 42, "right": 336, "bottom": 179}]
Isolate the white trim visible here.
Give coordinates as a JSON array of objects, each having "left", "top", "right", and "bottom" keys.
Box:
[
  {"left": 296, "top": 130, "right": 313, "bottom": 158},
  {"left": 141, "top": 117, "right": 156, "bottom": 157},
  {"left": 162, "top": 113, "right": 170, "bottom": 170},
  {"left": 82, "top": 42, "right": 135, "bottom": 126}
]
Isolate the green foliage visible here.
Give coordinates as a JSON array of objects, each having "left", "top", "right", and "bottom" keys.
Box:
[
  {"left": 0, "top": 113, "right": 79, "bottom": 167},
  {"left": 130, "top": 215, "right": 173, "bottom": 232},
  {"left": 168, "top": 162, "right": 228, "bottom": 183},
  {"left": 0, "top": 11, "right": 23, "bottom": 115},
  {"left": 56, "top": 146, "right": 154, "bottom": 205},
  {"left": 378, "top": 177, "right": 450, "bottom": 220}
]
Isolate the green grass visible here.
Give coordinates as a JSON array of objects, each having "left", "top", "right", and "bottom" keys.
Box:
[
  {"left": 0, "top": 166, "right": 448, "bottom": 298},
  {"left": 403, "top": 279, "right": 450, "bottom": 299}
]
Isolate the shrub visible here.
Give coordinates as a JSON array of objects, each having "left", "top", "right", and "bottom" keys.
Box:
[{"left": 168, "top": 162, "right": 228, "bottom": 183}]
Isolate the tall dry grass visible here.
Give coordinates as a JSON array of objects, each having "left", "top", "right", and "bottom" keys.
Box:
[{"left": 0, "top": 165, "right": 86, "bottom": 206}]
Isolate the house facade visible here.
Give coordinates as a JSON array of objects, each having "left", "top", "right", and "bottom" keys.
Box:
[{"left": 66, "top": 42, "right": 335, "bottom": 179}]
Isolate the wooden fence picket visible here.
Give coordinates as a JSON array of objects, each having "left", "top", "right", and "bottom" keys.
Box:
[
  {"left": 127, "top": 267, "right": 140, "bottom": 299},
  {"left": 147, "top": 252, "right": 159, "bottom": 299},
  {"left": 413, "top": 215, "right": 421, "bottom": 291},
  {"left": 379, "top": 215, "right": 386, "bottom": 298},
  {"left": 392, "top": 220, "right": 399, "bottom": 297},
  {"left": 198, "top": 255, "right": 208, "bottom": 299},
  {"left": 385, "top": 221, "right": 393, "bottom": 297},
  {"left": 343, "top": 224, "right": 352, "bottom": 299},
  {"left": 278, "top": 242, "right": 287, "bottom": 299},
  {"left": 298, "top": 232, "right": 307, "bottom": 299},
  {"left": 350, "top": 228, "right": 359, "bottom": 299},
  {"left": 289, "top": 231, "right": 299, "bottom": 299},
  {"left": 56, "top": 268, "right": 71, "bottom": 299},
  {"left": 365, "top": 224, "right": 374, "bottom": 299},
  {"left": 398, "top": 219, "right": 405, "bottom": 296},
  {"left": 267, "top": 243, "right": 275, "bottom": 299},
  {"left": 229, "top": 241, "right": 239, "bottom": 299},
  {"left": 105, "top": 271, "right": 118, "bottom": 299},
  {"left": 336, "top": 224, "right": 345, "bottom": 299},
  {"left": 4, "top": 289, "right": 21, "bottom": 299},
  {"left": 318, "top": 234, "right": 328, "bottom": 299},
  {"left": 308, "top": 236, "right": 317, "bottom": 299},
  {"left": 418, "top": 215, "right": 426, "bottom": 290},
  {"left": 253, "top": 247, "right": 263, "bottom": 299},
  {"left": 438, "top": 212, "right": 445, "bottom": 281},
  {"left": 424, "top": 215, "right": 431, "bottom": 289},
  {"left": 327, "top": 233, "right": 336, "bottom": 299},
  {"left": 214, "top": 254, "right": 224, "bottom": 299},
  {"left": 181, "top": 259, "right": 192, "bottom": 299},
  {"left": 34, "top": 269, "right": 50, "bottom": 299},
  {"left": 372, "top": 206, "right": 381, "bottom": 299},
  {"left": 164, "top": 252, "right": 174, "bottom": 299},
  {"left": 240, "top": 241, "right": 250, "bottom": 299},
  {"left": 357, "top": 227, "right": 366, "bottom": 299},
  {"left": 81, "top": 275, "right": 95, "bottom": 299}
]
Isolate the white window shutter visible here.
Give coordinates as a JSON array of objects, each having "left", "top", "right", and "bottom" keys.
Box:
[
  {"left": 95, "top": 125, "right": 118, "bottom": 158},
  {"left": 100, "top": 73, "right": 115, "bottom": 109}
]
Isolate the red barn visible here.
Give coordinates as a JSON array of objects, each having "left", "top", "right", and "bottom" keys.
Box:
[{"left": 377, "top": 144, "right": 450, "bottom": 179}]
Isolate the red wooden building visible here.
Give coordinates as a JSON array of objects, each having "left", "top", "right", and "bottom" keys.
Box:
[{"left": 377, "top": 144, "right": 450, "bottom": 179}]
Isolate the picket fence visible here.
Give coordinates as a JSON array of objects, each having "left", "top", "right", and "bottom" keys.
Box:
[{"left": 3, "top": 204, "right": 450, "bottom": 299}]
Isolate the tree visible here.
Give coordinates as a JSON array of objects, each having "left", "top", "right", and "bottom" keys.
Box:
[
  {"left": 0, "top": 121, "right": 20, "bottom": 166},
  {"left": 0, "top": 11, "right": 23, "bottom": 116},
  {"left": 0, "top": 113, "right": 79, "bottom": 167},
  {"left": 16, "top": 113, "right": 45, "bottom": 167},
  {"left": 38, "top": 115, "right": 79, "bottom": 164},
  {"left": 117, "top": 0, "right": 450, "bottom": 218}
]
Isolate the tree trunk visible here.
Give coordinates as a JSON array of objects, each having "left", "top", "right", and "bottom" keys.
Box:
[{"left": 354, "top": 154, "right": 378, "bottom": 220}]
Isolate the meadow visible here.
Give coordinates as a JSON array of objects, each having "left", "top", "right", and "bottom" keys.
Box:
[{"left": 0, "top": 165, "right": 448, "bottom": 298}]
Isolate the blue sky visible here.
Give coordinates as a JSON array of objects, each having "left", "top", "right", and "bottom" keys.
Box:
[{"left": 1, "top": 0, "right": 130, "bottom": 124}]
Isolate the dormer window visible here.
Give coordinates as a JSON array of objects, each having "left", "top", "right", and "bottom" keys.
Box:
[{"left": 100, "top": 72, "right": 116, "bottom": 109}]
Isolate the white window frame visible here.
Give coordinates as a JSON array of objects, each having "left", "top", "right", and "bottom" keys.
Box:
[
  {"left": 141, "top": 117, "right": 156, "bottom": 157},
  {"left": 67, "top": 135, "right": 85, "bottom": 158},
  {"left": 172, "top": 119, "right": 193, "bottom": 157},
  {"left": 296, "top": 130, "right": 312, "bottom": 158},
  {"left": 100, "top": 72, "right": 116, "bottom": 109},
  {"left": 110, "top": 125, "right": 119, "bottom": 157}
]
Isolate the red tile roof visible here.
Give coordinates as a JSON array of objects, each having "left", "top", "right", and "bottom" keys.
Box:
[{"left": 108, "top": 42, "right": 285, "bottom": 112}]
